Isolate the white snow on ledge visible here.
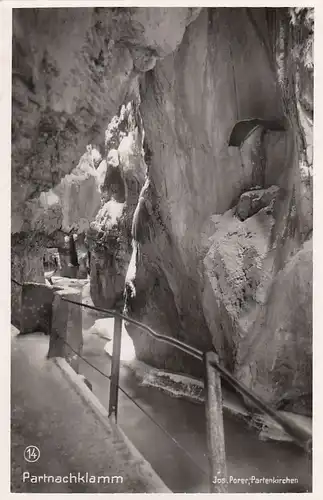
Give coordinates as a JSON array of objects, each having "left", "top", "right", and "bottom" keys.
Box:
[
  {"left": 299, "top": 161, "right": 313, "bottom": 180},
  {"left": 88, "top": 318, "right": 136, "bottom": 362}
]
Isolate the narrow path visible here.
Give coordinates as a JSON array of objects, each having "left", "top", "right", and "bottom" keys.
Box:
[{"left": 11, "top": 326, "right": 168, "bottom": 494}]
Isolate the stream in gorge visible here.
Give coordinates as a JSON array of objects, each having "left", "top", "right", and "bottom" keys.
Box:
[{"left": 65, "top": 278, "right": 313, "bottom": 494}]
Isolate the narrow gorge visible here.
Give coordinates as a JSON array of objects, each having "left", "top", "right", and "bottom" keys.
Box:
[{"left": 11, "top": 6, "right": 313, "bottom": 421}]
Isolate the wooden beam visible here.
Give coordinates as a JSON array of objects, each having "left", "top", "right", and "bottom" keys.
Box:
[
  {"left": 204, "top": 351, "right": 228, "bottom": 493},
  {"left": 108, "top": 316, "right": 123, "bottom": 422}
]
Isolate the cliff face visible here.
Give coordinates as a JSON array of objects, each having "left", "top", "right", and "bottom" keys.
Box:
[
  {"left": 11, "top": 6, "right": 200, "bottom": 280},
  {"left": 125, "top": 8, "right": 313, "bottom": 411},
  {"left": 126, "top": 9, "right": 285, "bottom": 368},
  {"left": 12, "top": 8, "right": 128, "bottom": 233},
  {"left": 12, "top": 7, "right": 201, "bottom": 230},
  {"left": 11, "top": 6, "right": 200, "bottom": 295},
  {"left": 11, "top": 7, "right": 313, "bottom": 414}
]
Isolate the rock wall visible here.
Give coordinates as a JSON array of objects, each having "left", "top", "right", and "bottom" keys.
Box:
[
  {"left": 126, "top": 8, "right": 287, "bottom": 371},
  {"left": 12, "top": 7, "right": 132, "bottom": 233},
  {"left": 12, "top": 7, "right": 201, "bottom": 232},
  {"left": 125, "top": 8, "right": 313, "bottom": 410},
  {"left": 11, "top": 6, "right": 200, "bottom": 294},
  {"left": 236, "top": 240, "right": 312, "bottom": 415}
]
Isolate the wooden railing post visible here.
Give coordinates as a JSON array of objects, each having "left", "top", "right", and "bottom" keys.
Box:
[
  {"left": 108, "top": 316, "right": 123, "bottom": 422},
  {"left": 204, "top": 351, "right": 228, "bottom": 493}
]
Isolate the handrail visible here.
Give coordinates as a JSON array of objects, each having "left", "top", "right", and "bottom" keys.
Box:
[
  {"left": 59, "top": 296, "right": 312, "bottom": 452},
  {"left": 207, "top": 353, "right": 312, "bottom": 453},
  {"left": 12, "top": 277, "right": 312, "bottom": 453},
  {"left": 11, "top": 278, "right": 208, "bottom": 478},
  {"left": 60, "top": 297, "right": 204, "bottom": 361}
]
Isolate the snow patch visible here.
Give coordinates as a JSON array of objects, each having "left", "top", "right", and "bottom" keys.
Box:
[
  {"left": 125, "top": 240, "right": 138, "bottom": 297},
  {"left": 87, "top": 318, "right": 113, "bottom": 340},
  {"left": 92, "top": 199, "right": 125, "bottom": 232},
  {"left": 299, "top": 161, "right": 313, "bottom": 180},
  {"left": 107, "top": 149, "right": 119, "bottom": 167},
  {"left": 39, "top": 190, "right": 60, "bottom": 207},
  {"left": 103, "top": 324, "right": 136, "bottom": 362}
]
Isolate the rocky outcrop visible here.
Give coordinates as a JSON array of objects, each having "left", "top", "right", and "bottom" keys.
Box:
[
  {"left": 11, "top": 147, "right": 102, "bottom": 295},
  {"left": 11, "top": 234, "right": 47, "bottom": 327},
  {"left": 236, "top": 240, "right": 312, "bottom": 415},
  {"left": 17, "top": 150, "right": 101, "bottom": 238},
  {"left": 11, "top": 7, "right": 313, "bottom": 414},
  {"left": 203, "top": 192, "right": 277, "bottom": 369},
  {"left": 53, "top": 150, "right": 102, "bottom": 234},
  {"left": 87, "top": 102, "right": 146, "bottom": 309},
  {"left": 235, "top": 186, "right": 279, "bottom": 221}
]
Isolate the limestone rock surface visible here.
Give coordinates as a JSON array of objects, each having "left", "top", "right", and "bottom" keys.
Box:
[{"left": 124, "top": 8, "right": 313, "bottom": 410}]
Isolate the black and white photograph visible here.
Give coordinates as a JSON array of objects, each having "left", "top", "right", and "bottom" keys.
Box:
[{"left": 7, "top": 4, "right": 314, "bottom": 495}]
